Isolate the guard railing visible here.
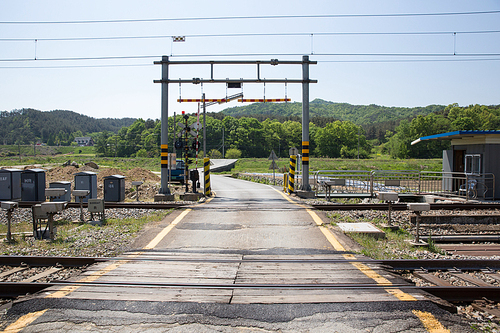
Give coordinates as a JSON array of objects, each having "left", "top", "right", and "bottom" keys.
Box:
[{"left": 313, "top": 170, "right": 496, "bottom": 200}]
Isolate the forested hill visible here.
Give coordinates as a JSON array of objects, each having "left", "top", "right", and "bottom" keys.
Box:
[
  {"left": 0, "top": 108, "right": 136, "bottom": 145},
  {"left": 220, "top": 99, "right": 446, "bottom": 125}
]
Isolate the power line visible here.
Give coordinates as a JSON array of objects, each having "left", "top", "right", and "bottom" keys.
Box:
[
  {"left": 2, "top": 30, "right": 500, "bottom": 42},
  {"left": 3, "top": 57, "right": 499, "bottom": 69},
  {"left": 1, "top": 10, "right": 499, "bottom": 25},
  {"left": 2, "top": 51, "right": 500, "bottom": 66},
  {"left": 2, "top": 53, "right": 500, "bottom": 64},
  {"left": 319, "top": 58, "right": 500, "bottom": 63},
  {"left": 0, "top": 63, "right": 153, "bottom": 69},
  {"left": 0, "top": 55, "right": 159, "bottom": 62}
]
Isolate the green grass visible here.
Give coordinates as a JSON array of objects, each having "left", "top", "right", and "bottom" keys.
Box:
[
  {"left": 328, "top": 213, "right": 445, "bottom": 260},
  {"left": 0, "top": 210, "right": 171, "bottom": 256},
  {"left": 348, "top": 229, "right": 419, "bottom": 260},
  {"left": 0, "top": 144, "right": 442, "bottom": 173},
  {"left": 231, "top": 157, "right": 442, "bottom": 174}
]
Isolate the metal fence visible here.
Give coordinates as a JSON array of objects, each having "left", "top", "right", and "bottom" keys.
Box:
[
  {"left": 312, "top": 170, "right": 496, "bottom": 200},
  {"left": 420, "top": 171, "right": 495, "bottom": 200},
  {"left": 313, "top": 170, "right": 373, "bottom": 196}
]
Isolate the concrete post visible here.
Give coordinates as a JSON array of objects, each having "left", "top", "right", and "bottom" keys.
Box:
[
  {"left": 160, "top": 56, "right": 171, "bottom": 195},
  {"left": 301, "top": 55, "right": 311, "bottom": 191}
]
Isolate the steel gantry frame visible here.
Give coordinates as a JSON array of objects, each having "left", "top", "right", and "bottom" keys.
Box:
[{"left": 154, "top": 56, "right": 317, "bottom": 195}]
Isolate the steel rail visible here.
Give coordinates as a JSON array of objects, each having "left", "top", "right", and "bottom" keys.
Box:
[
  {"left": 0, "top": 281, "right": 416, "bottom": 298},
  {"left": 17, "top": 201, "right": 187, "bottom": 209},
  {"left": 311, "top": 202, "right": 500, "bottom": 211},
  {"left": 52, "top": 281, "right": 409, "bottom": 289},
  {"left": 15, "top": 201, "right": 500, "bottom": 211},
  {"left": 2, "top": 281, "right": 500, "bottom": 302},
  {"left": 0, "top": 255, "right": 99, "bottom": 267},
  {"left": 1, "top": 256, "right": 498, "bottom": 271}
]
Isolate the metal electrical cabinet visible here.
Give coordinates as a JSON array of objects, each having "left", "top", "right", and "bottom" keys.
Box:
[
  {"left": 74, "top": 171, "right": 97, "bottom": 203},
  {"left": 0, "top": 169, "right": 22, "bottom": 201},
  {"left": 49, "top": 181, "right": 72, "bottom": 202},
  {"left": 21, "top": 169, "right": 46, "bottom": 202},
  {"left": 103, "top": 175, "right": 126, "bottom": 202}
]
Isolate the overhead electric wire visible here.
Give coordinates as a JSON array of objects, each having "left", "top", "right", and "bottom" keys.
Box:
[
  {"left": 2, "top": 30, "right": 500, "bottom": 42},
  {"left": 1, "top": 10, "right": 499, "bottom": 25},
  {"left": 0, "top": 55, "right": 159, "bottom": 62},
  {"left": 0, "top": 63, "right": 153, "bottom": 69},
  {"left": 2, "top": 53, "right": 500, "bottom": 67},
  {"left": 319, "top": 58, "right": 500, "bottom": 63}
]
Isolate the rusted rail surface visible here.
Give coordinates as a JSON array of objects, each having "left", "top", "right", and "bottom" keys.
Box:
[
  {"left": 311, "top": 202, "right": 500, "bottom": 211},
  {"left": 15, "top": 201, "right": 500, "bottom": 211},
  {"left": 1, "top": 256, "right": 497, "bottom": 270},
  {"left": 17, "top": 201, "right": 187, "bottom": 209},
  {"left": 1, "top": 256, "right": 500, "bottom": 302},
  {"left": 0, "top": 255, "right": 100, "bottom": 267}
]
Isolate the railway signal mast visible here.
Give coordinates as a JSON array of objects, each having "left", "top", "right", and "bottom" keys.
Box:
[{"left": 154, "top": 56, "right": 317, "bottom": 199}]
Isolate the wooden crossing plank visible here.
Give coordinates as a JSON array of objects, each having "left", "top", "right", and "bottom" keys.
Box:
[
  {"left": 450, "top": 272, "right": 494, "bottom": 287},
  {"left": 63, "top": 290, "right": 232, "bottom": 303},
  {"left": 23, "top": 267, "right": 62, "bottom": 283},
  {"left": 0, "top": 267, "right": 28, "bottom": 279},
  {"left": 39, "top": 253, "right": 421, "bottom": 304},
  {"left": 413, "top": 271, "right": 452, "bottom": 286},
  {"left": 68, "top": 276, "right": 237, "bottom": 284},
  {"left": 231, "top": 288, "right": 425, "bottom": 304}
]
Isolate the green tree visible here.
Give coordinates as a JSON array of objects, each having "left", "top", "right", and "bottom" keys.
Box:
[
  {"left": 387, "top": 114, "right": 451, "bottom": 159},
  {"left": 314, "top": 121, "right": 370, "bottom": 158},
  {"left": 208, "top": 149, "right": 222, "bottom": 159},
  {"left": 225, "top": 148, "right": 242, "bottom": 159},
  {"left": 94, "top": 131, "right": 111, "bottom": 157}
]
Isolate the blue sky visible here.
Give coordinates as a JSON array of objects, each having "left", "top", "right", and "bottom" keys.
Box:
[{"left": 1, "top": 0, "right": 499, "bottom": 119}]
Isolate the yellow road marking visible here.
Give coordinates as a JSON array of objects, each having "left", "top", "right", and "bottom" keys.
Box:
[
  {"left": 2, "top": 309, "right": 47, "bottom": 333},
  {"left": 46, "top": 204, "right": 200, "bottom": 298},
  {"left": 271, "top": 187, "right": 417, "bottom": 301},
  {"left": 143, "top": 209, "right": 191, "bottom": 249},
  {"left": 413, "top": 310, "right": 450, "bottom": 332}
]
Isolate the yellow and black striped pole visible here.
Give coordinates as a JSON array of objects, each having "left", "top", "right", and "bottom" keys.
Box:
[
  {"left": 161, "top": 144, "right": 169, "bottom": 169},
  {"left": 288, "top": 155, "right": 296, "bottom": 194},
  {"left": 204, "top": 157, "right": 211, "bottom": 196},
  {"left": 302, "top": 141, "right": 309, "bottom": 166}
]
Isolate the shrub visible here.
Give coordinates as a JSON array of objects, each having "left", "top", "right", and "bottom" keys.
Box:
[
  {"left": 208, "top": 149, "right": 222, "bottom": 159},
  {"left": 225, "top": 148, "right": 242, "bottom": 159}
]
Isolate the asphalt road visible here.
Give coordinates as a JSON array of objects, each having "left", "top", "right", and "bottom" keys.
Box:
[{"left": 1, "top": 175, "right": 473, "bottom": 332}]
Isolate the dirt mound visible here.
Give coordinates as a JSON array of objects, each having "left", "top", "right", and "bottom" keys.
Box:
[
  {"left": 46, "top": 166, "right": 79, "bottom": 183},
  {"left": 96, "top": 168, "right": 126, "bottom": 182},
  {"left": 78, "top": 165, "right": 98, "bottom": 172},
  {"left": 127, "top": 167, "right": 160, "bottom": 182}
]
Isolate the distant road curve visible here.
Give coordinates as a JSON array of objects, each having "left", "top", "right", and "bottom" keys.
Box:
[{"left": 208, "top": 159, "right": 238, "bottom": 172}]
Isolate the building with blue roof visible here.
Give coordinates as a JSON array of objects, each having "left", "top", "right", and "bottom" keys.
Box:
[{"left": 412, "top": 130, "right": 500, "bottom": 199}]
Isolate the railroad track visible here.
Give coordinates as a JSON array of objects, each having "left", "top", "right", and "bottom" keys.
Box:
[
  {"left": 311, "top": 202, "right": 500, "bottom": 211},
  {"left": 14, "top": 201, "right": 500, "bottom": 211},
  {"left": 0, "top": 256, "right": 99, "bottom": 298},
  {"left": 1, "top": 256, "right": 500, "bottom": 308},
  {"left": 17, "top": 202, "right": 187, "bottom": 209}
]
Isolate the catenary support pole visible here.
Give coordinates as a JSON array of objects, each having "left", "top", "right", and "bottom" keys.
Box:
[
  {"left": 301, "top": 55, "right": 311, "bottom": 191},
  {"left": 160, "top": 56, "right": 171, "bottom": 195}
]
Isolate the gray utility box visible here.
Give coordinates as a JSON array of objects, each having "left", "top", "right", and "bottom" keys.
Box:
[
  {"left": 103, "top": 175, "right": 126, "bottom": 202},
  {"left": 74, "top": 171, "right": 97, "bottom": 203},
  {"left": 21, "top": 169, "right": 46, "bottom": 202},
  {"left": 49, "top": 181, "right": 72, "bottom": 202},
  {"left": 0, "top": 168, "right": 22, "bottom": 201}
]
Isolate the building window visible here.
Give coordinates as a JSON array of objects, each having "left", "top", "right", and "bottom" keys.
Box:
[{"left": 465, "top": 154, "right": 481, "bottom": 174}]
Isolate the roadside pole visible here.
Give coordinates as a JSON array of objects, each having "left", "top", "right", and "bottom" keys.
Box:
[{"left": 159, "top": 56, "right": 171, "bottom": 195}]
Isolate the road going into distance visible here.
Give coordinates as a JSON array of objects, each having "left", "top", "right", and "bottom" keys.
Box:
[{"left": 3, "top": 175, "right": 472, "bottom": 332}]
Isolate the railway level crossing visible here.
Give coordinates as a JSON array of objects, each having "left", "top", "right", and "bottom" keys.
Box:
[{"left": 154, "top": 56, "right": 317, "bottom": 196}]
